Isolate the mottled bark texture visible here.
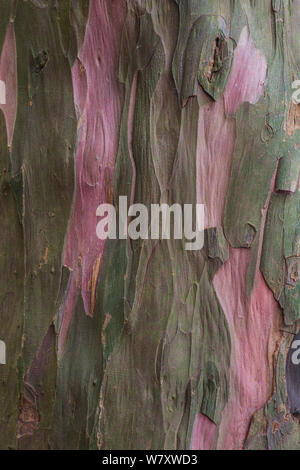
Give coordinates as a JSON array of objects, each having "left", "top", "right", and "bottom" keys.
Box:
[{"left": 0, "top": 0, "right": 299, "bottom": 450}]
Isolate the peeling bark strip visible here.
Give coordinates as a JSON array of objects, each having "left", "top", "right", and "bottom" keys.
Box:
[
  {"left": 0, "top": 0, "right": 299, "bottom": 451},
  {"left": 0, "top": 22, "right": 17, "bottom": 146},
  {"left": 60, "top": 0, "right": 125, "bottom": 353}
]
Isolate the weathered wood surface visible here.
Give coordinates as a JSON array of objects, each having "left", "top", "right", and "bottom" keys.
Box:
[{"left": 0, "top": 0, "right": 299, "bottom": 450}]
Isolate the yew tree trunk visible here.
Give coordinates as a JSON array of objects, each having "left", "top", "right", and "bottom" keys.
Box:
[{"left": 0, "top": 0, "right": 299, "bottom": 450}]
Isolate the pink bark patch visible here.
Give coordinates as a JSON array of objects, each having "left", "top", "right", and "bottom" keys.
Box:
[
  {"left": 0, "top": 22, "right": 17, "bottom": 146},
  {"left": 224, "top": 27, "right": 267, "bottom": 115},
  {"left": 196, "top": 97, "right": 235, "bottom": 228},
  {"left": 213, "top": 249, "right": 281, "bottom": 449},
  {"left": 194, "top": 27, "right": 271, "bottom": 449},
  {"left": 59, "top": 0, "right": 126, "bottom": 351},
  {"left": 213, "top": 165, "right": 279, "bottom": 449},
  {"left": 196, "top": 26, "right": 267, "bottom": 229},
  {"left": 191, "top": 413, "right": 217, "bottom": 450}
]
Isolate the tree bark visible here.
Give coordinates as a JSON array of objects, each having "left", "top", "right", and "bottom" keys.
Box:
[{"left": 0, "top": 0, "right": 299, "bottom": 450}]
